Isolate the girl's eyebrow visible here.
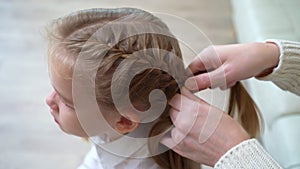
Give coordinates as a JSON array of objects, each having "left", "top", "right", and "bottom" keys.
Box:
[{"left": 53, "top": 87, "right": 73, "bottom": 104}]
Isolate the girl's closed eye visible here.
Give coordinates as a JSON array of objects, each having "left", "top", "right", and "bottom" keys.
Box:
[
  {"left": 53, "top": 89, "right": 74, "bottom": 109},
  {"left": 64, "top": 102, "right": 74, "bottom": 109},
  {"left": 56, "top": 93, "right": 74, "bottom": 109},
  {"left": 59, "top": 97, "right": 74, "bottom": 109}
]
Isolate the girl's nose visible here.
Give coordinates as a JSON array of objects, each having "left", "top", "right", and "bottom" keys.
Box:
[{"left": 46, "top": 91, "right": 59, "bottom": 111}]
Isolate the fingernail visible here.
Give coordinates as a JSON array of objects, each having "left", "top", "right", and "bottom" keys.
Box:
[{"left": 185, "top": 78, "right": 198, "bottom": 90}]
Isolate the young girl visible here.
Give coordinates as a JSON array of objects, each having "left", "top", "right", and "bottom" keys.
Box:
[{"left": 46, "top": 8, "right": 261, "bottom": 169}]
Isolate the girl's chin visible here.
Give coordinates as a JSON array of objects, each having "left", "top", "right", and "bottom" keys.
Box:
[
  {"left": 54, "top": 118, "right": 59, "bottom": 124},
  {"left": 61, "top": 128, "right": 88, "bottom": 137}
]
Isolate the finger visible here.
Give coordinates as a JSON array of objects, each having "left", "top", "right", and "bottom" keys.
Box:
[
  {"left": 185, "top": 73, "right": 211, "bottom": 91},
  {"left": 188, "top": 46, "right": 223, "bottom": 75},
  {"left": 219, "top": 81, "right": 236, "bottom": 90},
  {"left": 169, "top": 110, "right": 199, "bottom": 134},
  {"left": 168, "top": 94, "right": 206, "bottom": 133},
  {"left": 228, "top": 81, "right": 237, "bottom": 88},
  {"left": 160, "top": 137, "right": 177, "bottom": 149},
  {"left": 187, "top": 55, "right": 207, "bottom": 74},
  {"left": 171, "top": 127, "right": 187, "bottom": 144},
  {"left": 181, "top": 87, "right": 211, "bottom": 113},
  {"left": 180, "top": 87, "right": 225, "bottom": 143},
  {"left": 186, "top": 67, "right": 227, "bottom": 91},
  {"left": 181, "top": 87, "right": 208, "bottom": 105},
  {"left": 168, "top": 94, "right": 199, "bottom": 113},
  {"left": 208, "top": 66, "right": 228, "bottom": 89},
  {"left": 169, "top": 91, "right": 208, "bottom": 131},
  {"left": 219, "top": 86, "right": 227, "bottom": 90},
  {"left": 169, "top": 108, "right": 179, "bottom": 125},
  {"left": 168, "top": 94, "right": 182, "bottom": 111}
]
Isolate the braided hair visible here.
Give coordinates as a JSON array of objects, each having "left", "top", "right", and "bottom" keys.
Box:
[{"left": 47, "top": 8, "right": 261, "bottom": 169}]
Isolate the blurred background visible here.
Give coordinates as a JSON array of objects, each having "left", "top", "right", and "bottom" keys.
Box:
[{"left": 1, "top": 0, "right": 299, "bottom": 168}]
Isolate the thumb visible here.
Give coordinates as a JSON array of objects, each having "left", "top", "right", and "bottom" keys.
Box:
[
  {"left": 185, "top": 73, "right": 211, "bottom": 91},
  {"left": 187, "top": 54, "right": 207, "bottom": 74}
]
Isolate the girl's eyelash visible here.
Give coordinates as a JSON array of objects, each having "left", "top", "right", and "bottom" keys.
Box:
[
  {"left": 64, "top": 103, "right": 74, "bottom": 109},
  {"left": 57, "top": 95, "right": 74, "bottom": 109}
]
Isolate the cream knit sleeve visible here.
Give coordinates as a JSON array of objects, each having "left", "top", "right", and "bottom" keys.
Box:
[
  {"left": 214, "top": 139, "right": 282, "bottom": 169},
  {"left": 258, "top": 39, "right": 300, "bottom": 96},
  {"left": 213, "top": 40, "right": 300, "bottom": 169}
]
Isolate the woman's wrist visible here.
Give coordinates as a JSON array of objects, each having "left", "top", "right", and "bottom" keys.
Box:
[
  {"left": 214, "top": 139, "right": 283, "bottom": 169},
  {"left": 256, "top": 42, "right": 280, "bottom": 78},
  {"left": 265, "top": 42, "right": 280, "bottom": 67}
]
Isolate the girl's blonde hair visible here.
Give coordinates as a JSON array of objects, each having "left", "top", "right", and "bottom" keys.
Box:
[{"left": 47, "top": 8, "right": 261, "bottom": 169}]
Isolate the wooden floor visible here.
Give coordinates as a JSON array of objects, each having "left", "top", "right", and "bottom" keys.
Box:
[{"left": 0, "top": 0, "right": 236, "bottom": 168}]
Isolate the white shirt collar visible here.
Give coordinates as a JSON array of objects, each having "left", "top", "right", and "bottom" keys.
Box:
[{"left": 92, "top": 123, "right": 161, "bottom": 169}]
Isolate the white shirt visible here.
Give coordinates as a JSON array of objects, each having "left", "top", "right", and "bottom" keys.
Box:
[
  {"left": 77, "top": 123, "right": 162, "bottom": 169},
  {"left": 77, "top": 145, "right": 103, "bottom": 169}
]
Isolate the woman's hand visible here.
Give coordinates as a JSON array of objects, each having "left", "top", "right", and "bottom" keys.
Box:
[
  {"left": 161, "top": 88, "right": 250, "bottom": 166},
  {"left": 185, "top": 42, "right": 280, "bottom": 91}
]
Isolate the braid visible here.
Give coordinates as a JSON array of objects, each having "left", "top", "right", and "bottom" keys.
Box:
[
  {"left": 47, "top": 7, "right": 260, "bottom": 169},
  {"left": 48, "top": 8, "right": 197, "bottom": 168}
]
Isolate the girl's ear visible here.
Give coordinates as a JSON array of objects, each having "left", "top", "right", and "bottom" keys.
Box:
[{"left": 114, "top": 116, "right": 139, "bottom": 134}]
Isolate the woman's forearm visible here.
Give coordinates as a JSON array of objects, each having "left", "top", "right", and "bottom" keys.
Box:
[
  {"left": 214, "top": 139, "right": 283, "bottom": 169},
  {"left": 258, "top": 39, "right": 300, "bottom": 96}
]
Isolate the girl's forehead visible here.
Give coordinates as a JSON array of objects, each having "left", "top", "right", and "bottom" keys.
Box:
[
  {"left": 48, "top": 50, "right": 78, "bottom": 105},
  {"left": 49, "top": 57, "right": 74, "bottom": 79}
]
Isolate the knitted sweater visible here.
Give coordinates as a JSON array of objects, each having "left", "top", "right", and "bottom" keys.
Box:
[{"left": 214, "top": 39, "right": 300, "bottom": 169}]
